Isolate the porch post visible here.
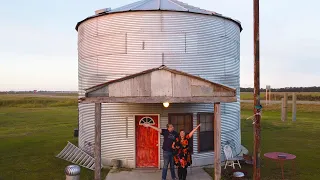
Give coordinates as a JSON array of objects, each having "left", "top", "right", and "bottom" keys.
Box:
[
  {"left": 95, "top": 103, "right": 102, "bottom": 180},
  {"left": 214, "top": 102, "right": 221, "bottom": 180}
]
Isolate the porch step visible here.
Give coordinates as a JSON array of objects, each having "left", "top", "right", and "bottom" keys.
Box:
[{"left": 56, "top": 141, "right": 102, "bottom": 170}]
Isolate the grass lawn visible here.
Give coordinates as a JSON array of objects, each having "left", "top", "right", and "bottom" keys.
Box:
[
  {"left": 1, "top": 94, "right": 320, "bottom": 179},
  {"left": 205, "top": 103, "right": 320, "bottom": 180},
  {"left": 0, "top": 106, "right": 109, "bottom": 180}
]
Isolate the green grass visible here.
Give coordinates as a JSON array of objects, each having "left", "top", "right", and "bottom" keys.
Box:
[
  {"left": 0, "top": 105, "right": 108, "bottom": 180},
  {"left": 205, "top": 103, "right": 320, "bottom": 180},
  {"left": 0, "top": 94, "right": 77, "bottom": 108},
  {"left": 1, "top": 94, "right": 320, "bottom": 179}
]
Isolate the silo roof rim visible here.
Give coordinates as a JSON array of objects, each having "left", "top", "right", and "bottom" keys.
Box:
[{"left": 75, "top": 0, "right": 242, "bottom": 31}]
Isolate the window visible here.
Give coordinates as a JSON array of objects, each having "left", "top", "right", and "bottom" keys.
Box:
[
  {"left": 139, "top": 117, "right": 155, "bottom": 125},
  {"left": 198, "top": 113, "right": 214, "bottom": 152},
  {"left": 168, "top": 113, "right": 193, "bottom": 153}
]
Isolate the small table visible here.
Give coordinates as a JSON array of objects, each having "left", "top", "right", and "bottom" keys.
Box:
[{"left": 264, "top": 152, "right": 296, "bottom": 179}]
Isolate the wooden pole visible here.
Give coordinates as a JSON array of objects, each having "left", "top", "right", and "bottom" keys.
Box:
[
  {"left": 292, "top": 93, "right": 297, "bottom": 121},
  {"left": 281, "top": 98, "right": 285, "bottom": 121},
  {"left": 265, "top": 88, "right": 268, "bottom": 105},
  {"left": 284, "top": 93, "right": 288, "bottom": 121},
  {"left": 269, "top": 88, "right": 271, "bottom": 104},
  {"left": 95, "top": 103, "right": 102, "bottom": 180},
  {"left": 214, "top": 102, "right": 221, "bottom": 180},
  {"left": 253, "top": 0, "right": 261, "bottom": 179}
]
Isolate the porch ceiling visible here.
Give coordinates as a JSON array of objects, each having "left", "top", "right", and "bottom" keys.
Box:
[{"left": 79, "top": 65, "right": 237, "bottom": 104}]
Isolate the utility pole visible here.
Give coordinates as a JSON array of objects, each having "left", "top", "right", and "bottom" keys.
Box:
[{"left": 253, "top": 0, "right": 261, "bottom": 179}]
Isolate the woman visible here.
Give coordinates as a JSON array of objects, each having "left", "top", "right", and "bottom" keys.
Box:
[{"left": 172, "top": 124, "right": 201, "bottom": 180}]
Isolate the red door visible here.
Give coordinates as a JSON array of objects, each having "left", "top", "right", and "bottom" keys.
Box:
[{"left": 135, "top": 115, "right": 159, "bottom": 168}]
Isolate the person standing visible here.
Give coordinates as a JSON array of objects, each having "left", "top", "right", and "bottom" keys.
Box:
[
  {"left": 172, "top": 124, "right": 201, "bottom": 180},
  {"left": 144, "top": 123, "right": 178, "bottom": 180}
]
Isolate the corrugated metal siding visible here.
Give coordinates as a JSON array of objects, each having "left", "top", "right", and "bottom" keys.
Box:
[{"left": 78, "top": 11, "right": 241, "bottom": 168}]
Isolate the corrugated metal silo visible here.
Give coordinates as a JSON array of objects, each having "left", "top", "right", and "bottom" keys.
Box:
[{"left": 76, "top": 0, "right": 242, "bottom": 168}]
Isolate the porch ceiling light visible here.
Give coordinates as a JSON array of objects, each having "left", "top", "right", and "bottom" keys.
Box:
[{"left": 163, "top": 102, "right": 170, "bottom": 108}]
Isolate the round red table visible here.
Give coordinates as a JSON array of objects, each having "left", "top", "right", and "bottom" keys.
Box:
[{"left": 264, "top": 152, "right": 296, "bottom": 179}]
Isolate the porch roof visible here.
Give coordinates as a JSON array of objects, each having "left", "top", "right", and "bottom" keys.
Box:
[{"left": 79, "top": 65, "right": 237, "bottom": 104}]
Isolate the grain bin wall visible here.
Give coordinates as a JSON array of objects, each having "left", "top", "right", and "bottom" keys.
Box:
[{"left": 77, "top": 11, "right": 241, "bottom": 167}]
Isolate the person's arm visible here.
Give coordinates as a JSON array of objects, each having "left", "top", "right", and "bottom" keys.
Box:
[
  {"left": 172, "top": 138, "right": 179, "bottom": 149},
  {"left": 143, "top": 124, "right": 162, "bottom": 133},
  {"left": 188, "top": 124, "right": 201, "bottom": 138}
]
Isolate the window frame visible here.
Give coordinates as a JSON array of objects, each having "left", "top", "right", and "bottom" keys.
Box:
[
  {"left": 138, "top": 117, "right": 155, "bottom": 125},
  {"left": 197, "top": 112, "right": 214, "bottom": 153},
  {"left": 168, "top": 113, "right": 194, "bottom": 154}
]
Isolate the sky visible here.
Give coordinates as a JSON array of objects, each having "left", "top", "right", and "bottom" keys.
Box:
[{"left": 0, "top": 0, "right": 319, "bottom": 91}]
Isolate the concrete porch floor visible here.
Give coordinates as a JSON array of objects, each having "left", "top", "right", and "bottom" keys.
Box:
[{"left": 105, "top": 167, "right": 212, "bottom": 180}]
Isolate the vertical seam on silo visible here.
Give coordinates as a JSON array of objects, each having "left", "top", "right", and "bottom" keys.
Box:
[
  {"left": 162, "top": 53, "right": 164, "bottom": 65},
  {"left": 125, "top": 33, "right": 127, "bottom": 54},
  {"left": 171, "top": 73, "right": 174, "bottom": 97},
  {"left": 96, "top": 18, "right": 99, "bottom": 76},
  {"left": 196, "top": 32, "right": 198, "bottom": 55},
  {"left": 224, "top": 56, "right": 226, "bottom": 84},
  {"left": 96, "top": 57, "right": 99, "bottom": 76},
  {"left": 96, "top": 18, "right": 98, "bottom": 36},
  {"left": 224, "top": 19, "right": 227, "bottom": 37},
  {"left": 160, "top": 11, "right": 163, "bottom": 32},
  {"left": 126, "top": 117, "right": 128, "bottom": 138},
  {"left": 185, "top": 33, "right": 187, "bottom": 53}
]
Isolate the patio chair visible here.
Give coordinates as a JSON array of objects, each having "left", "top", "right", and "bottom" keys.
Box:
[{"left": 223, "top": 145, "right": 242, "bottom": 169}]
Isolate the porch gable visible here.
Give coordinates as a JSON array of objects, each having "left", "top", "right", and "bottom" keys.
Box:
[{"left": 81, "top": 65, "right": 236, "bottom": 104}]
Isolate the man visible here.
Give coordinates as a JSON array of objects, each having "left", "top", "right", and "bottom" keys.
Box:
[{"left": 144, "top": 123, "right": 178, "bottom": 180}]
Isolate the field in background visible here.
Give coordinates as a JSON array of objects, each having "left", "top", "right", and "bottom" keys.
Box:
[
  {"left": 2, "top": 91, "right": 320, "bottom": 101},
  {"left": 0, "top": 94, "right": 320, "bottom": 179},
  {"left": 0, "top": 94, "right": 77, "bottom": 108},
  {"left": 241, "top": 92, "right": 320, "bottom": 101}
]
